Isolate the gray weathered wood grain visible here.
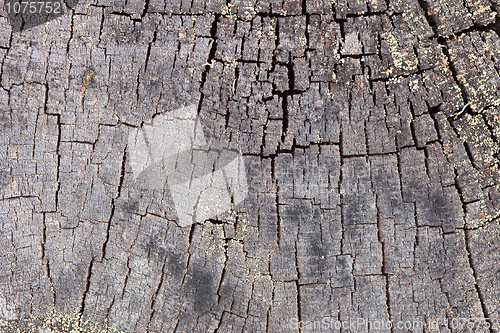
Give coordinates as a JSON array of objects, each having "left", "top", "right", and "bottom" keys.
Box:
[{"left": 0, "top": 0, "right": 500, "bottom": 332}]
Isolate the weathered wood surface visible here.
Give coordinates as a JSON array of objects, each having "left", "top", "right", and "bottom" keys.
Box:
[{"left": 0, "top": 0, "right": 500, "bottom": 332}]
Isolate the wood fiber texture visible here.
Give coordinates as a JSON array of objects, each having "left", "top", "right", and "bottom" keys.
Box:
[{"left": 0, "top": 0, "right": 500, "bottom": 332}]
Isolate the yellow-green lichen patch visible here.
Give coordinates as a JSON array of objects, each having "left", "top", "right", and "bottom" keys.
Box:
[
  {"left": 408, "top": 75, "right": 421, "bottom": 93},
  {"left": 381, "top": 31, "right": 418, "bottom": 76},
  {"left": 0, "top": 307, "right": 124, "bottom": 333}
]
